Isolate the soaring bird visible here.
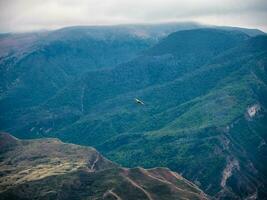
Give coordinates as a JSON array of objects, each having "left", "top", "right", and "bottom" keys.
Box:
[{"left": 135, "top": 98, "right": 145, "bottom": 105}]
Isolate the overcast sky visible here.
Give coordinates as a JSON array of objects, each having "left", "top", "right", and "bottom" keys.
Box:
[{"left": 0, "top": 0, "right": 267, "bottom": 32}]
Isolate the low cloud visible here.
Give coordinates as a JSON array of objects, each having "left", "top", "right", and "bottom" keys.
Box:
[{"left": 0, "top": 0, "right": 267, "bottom": 32}]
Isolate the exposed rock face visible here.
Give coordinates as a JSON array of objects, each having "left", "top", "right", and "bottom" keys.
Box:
[
  {"left": 247, "top": 104, "right": 261, "bottom": 118},
  {"left": 0, "top": 132, "right": 208, "bottom": 200},
  {"left": 220, "top": 158, "right": 240, "bottom": 188}
]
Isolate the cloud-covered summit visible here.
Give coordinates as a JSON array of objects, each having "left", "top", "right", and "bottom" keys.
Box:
[{"left": 0, "top": 0, "right": 267, "bottom": 32}]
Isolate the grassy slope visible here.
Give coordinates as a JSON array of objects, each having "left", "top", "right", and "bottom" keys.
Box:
[{"left": 0, "top": 133, "right": 207, "bottom": 200}]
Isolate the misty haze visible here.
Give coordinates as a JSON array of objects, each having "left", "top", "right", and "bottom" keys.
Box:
[{"left": 0, "top": 0, "right": 267, "bottom": 200}]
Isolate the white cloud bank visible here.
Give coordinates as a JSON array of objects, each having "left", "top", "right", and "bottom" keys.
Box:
[{"left": 0, "top": 0, "right": 267, "bottom": 32}]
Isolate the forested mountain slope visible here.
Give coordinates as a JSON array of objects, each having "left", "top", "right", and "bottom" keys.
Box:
[{"left": 0, "top": 26, "right": 266, "bottom": 199}]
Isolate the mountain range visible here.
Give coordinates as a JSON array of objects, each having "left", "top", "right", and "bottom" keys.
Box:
[{"left": 0, "top": 23, "right": 267, "bottom": 199}]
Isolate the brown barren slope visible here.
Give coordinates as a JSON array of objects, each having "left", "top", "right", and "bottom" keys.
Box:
[{"left": 0, "top": 132, "right": 208, "bottom": 200}]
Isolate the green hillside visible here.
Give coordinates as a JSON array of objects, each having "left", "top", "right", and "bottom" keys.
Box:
[{"left": 0, "top": 26, "right": 266, "bottom": 199}]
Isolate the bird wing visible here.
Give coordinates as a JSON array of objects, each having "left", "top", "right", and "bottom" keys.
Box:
[{"left": 135, "top": 98, "right": 144, "bottom": 105}]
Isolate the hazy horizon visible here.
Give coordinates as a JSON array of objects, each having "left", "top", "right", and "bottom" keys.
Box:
[
  {"left": 1, "top": 21, "right": 267, "bottom": 35},
  {"left": 1, "top": 0, "right": 267, "bottom": 33}
]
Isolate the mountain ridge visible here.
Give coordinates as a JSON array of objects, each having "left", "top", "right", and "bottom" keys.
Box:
[
  {"left": 1, "top": 25, "right": 267, "bottom": 199},
  {"left": 0, "top": 132, "right": 208, "bottom": 200}
]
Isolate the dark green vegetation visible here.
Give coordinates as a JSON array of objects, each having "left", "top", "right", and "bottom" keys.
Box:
[
  {"left": 0, "top": 24, "right": 267, "bottom": 199},
  {"left": 0, "top": 132, "right": 207, "bottom": 200}
]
